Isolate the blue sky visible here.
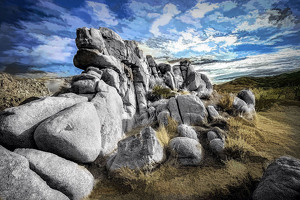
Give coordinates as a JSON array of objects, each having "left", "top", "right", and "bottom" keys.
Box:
[{"left": 0, "top": 0, "right": 299, "bottom": 76}]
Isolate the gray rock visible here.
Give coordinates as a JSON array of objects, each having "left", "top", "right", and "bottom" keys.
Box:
[
  {"left": 177, "top": 124, "right": 198, "bottom": 141},
  {"left": 57, "top": 93, "right": 90, "bottom": 102},
  {"left": 233, "top": 96, "right": 255, "bottom": 118},
  {"left": 134, "top": 82, "right": 148, "bottom": 114},
  {"left": 99, "top": 27, "right": 127, "bottom": 60},
  {"left": 0, "top": 145, "right": 68, "bottom": 200},
  {"left": 237, "top": 89, "right": 255, "bottom": 105},
  {"left": 14, "top": 149, "right": 94, "bottom": 200},
  {"left": 131, "top": 64, "right": 149, "bottom": 88},
  {"left": 169, "top": 137, "right": 203, "bottom": 166},
  {"left": 207, "top": 105, "right": 221, "bottom": 121},
  {"left": 167, "top": 97, "right": 183, "bottom": 124},
  {"left": 71, "top": 73, "right": 100, "bottom": 82},
  {"left": 185, "top": 72, "right": 213, "bottom": 98},
  {"left": 146, "top": 55, "right": 157, "bottom": 68},
  {"left": 253, "top": 156, "right": 300, "bottom": 200},
  {"left": 207, "top": 131, "right": 218, "bottom": 142},
  {"left": 177, "top": 95, "right": 208, "bottom": 125},
  {"left": 107, "top": 127, "right": 164, "bottom": 171},
  {"left": 0, "top": 96, "right": 87, "bottom": 148},
  {"left": 75, "top": 27, "right": 108, "bottom": 54},
  {"left": 164, "top": 71, "right": 176, "bottom": 90},
  {"left": 158, "top": 63, "right": 171, "bottom": 74},
  {"left": 73, "top": 49, "right": 124, "bottom": 73},
  {"left": 85, "top": 66, "right": 103, "bottom": 79},
  {"left": 101, "top": 68, "right": 120, "bottom": 93},
  {"left": 196, "top": 73, "right": 213, "bottom": 99},
  {"left": 91, "top": 81, "right": 124, "bottom": 156},
  {"left": 72, "top": 79, "right": 98, "bottom": 94},
  {"left": 122, "top": 81, "right": 137, "bottom": 117},
  {"left": 173, "top": 65, "right": 184, "bottom": 88},
  {"left": 157, "top": 110, "right": 170, "bottom": 127},
  {"left": 34, "top": 102, "right": 101, "bottom": 163},
  {"left": 185, "top": 71, "right": 202, "bottom": 91},
  {"left": 209, "top": 138, "right": 225, "bottom": 154}
]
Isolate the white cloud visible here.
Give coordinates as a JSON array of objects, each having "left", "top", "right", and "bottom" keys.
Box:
[
  {"left": 177, "top": 0, "right": 219, "bottom": 27},
  {"left": 86, "top": 1, "right": 118, "bottom": 26},
  {"left": 150, "top": 3, "right": 180, "bottom": 37},
  {"left": 5, "top": 34, "right": 74, "bottom": 65},
  {"left": 234, "top": 9, "right": 296, "bottom": 32}
]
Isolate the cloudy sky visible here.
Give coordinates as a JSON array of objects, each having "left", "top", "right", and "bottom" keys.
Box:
[{"left": 0, "top": 0, "right": 299, "bottom": 76}]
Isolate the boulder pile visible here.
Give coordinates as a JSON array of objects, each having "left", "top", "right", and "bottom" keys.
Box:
[{"left": 0, "top": 27, "right": 259, "bottom": 199}]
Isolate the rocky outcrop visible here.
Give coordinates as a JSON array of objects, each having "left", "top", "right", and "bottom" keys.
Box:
[
  {"left": 34, "top": 102, "right": 101, "bottom": 163},
  {"left": 253, "top": 156, "right": 300, "bottom": 200},
  {"left": 0, "top": 145, "right": 69, "bottom": 200},
  {"left": 0, "top": 96, "right": 87, "bottom": 149},
  {"left": 91, "top": 81, "right": 124, "bottom": 156},
  {"left": 14, "top": 149, "right": 94, "bottom": 200},
  {"left": 169, "top": 137, "right": 203, "bottom": 166},
  {"left": 107, "top": 127, "right": 164, "bottom": 171}
]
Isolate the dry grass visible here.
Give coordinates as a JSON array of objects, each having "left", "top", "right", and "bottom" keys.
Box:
[
  {"left": 218, "top": 92, "right": 234, "bottom": 111},
  {"left": 0, "top": 73, "right": 51, "bottom": 110},
  {"left": 155, "top": 126, "right": 170, "bottom": 147},
  {"left": 85, "top": 105, "right": 300, "bottom": 200},
  {"left": 155, "top": 116, "right": 178, "bottom": 147}
]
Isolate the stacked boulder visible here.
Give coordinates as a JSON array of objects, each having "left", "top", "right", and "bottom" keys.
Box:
[{"left": 169, "top": 124, "right": 203, "bottom": 166}]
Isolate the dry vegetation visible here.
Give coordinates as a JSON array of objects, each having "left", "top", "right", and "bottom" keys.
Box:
[{"left": 0, "top": 73, "right": 51, "bottom": 110}]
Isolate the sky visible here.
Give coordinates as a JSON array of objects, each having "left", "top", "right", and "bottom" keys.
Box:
[{"left": 0, "top": 0, "right": 299, "bottom": 77}]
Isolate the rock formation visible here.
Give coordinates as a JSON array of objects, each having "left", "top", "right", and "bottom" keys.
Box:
[{"left": 0, "top": 27, "right": 261, "bottom": 199}]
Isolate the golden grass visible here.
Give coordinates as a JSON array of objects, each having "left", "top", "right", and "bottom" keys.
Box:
[
  {"left": 155, "top": 126, "right": 170, "bottom": 147},
  {"left": 155, "top": 116, "right": 178, "bottom": 147},
  {"left": 218, "top": 92, "right": 234, "bottom": 111}
]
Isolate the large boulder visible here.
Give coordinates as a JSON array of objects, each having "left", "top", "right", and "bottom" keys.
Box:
[
  {"left": 237, "top": 89, "right": 255, "bottom": 106},
  {"left": 169, "top": 137, "right": 203, "bottom": 166},
  {"left": 185, "top": 72, "right": 213, "bottom": 98},
  {"left": 177, "top": 95, "right": 208, "bottom": 125},
  {"left": 253, "top": 156, "right": 300, "bottom": 200},
  {"left": 164, "top": 71, "right": 176, "bottom": 90},
  {"left": 0, "top": 96, "right": 87, "bottom": 149},
  {"left": 0, "top": 145, "right": 68, "bottom": 200},
  {"left": 73, "top": 49, "right": 124, "bottom": 73},
  {"left": 158, "top": 63, "right": 171, "bottom": 74},
  {"left": 34, "top": 102, "right": 101, "bottom": 163},
  {"left": 177, "top": 124, "right": 198, "bottom": 141},
  {"left": 107, "top": 127, "right": 164, "bottom": 171},
  {"left": 14, "top": 149, "right": 94, "bottom": 200},
  {"left": 91, "top": 81, "right": 124, "bottom": 156},
  {"left": 75, "top": 27, "right": 107, "bottom": 53}
]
